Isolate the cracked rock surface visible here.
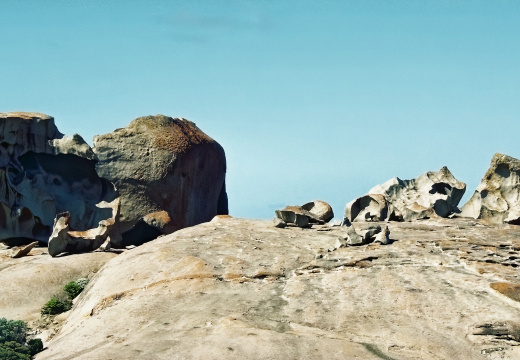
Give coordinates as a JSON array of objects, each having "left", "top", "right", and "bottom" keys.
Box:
[{"left": 36, "top": 217, "right": 520, "bottom": 360}]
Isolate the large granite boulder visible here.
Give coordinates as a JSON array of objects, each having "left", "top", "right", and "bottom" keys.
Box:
[
  {"left": 93, "top": 115, "right": 228, "bottom": 242},
  {"left": 0, "top": 112, "right": 116, "bottom": 243},
  {"left": 345, "top": 167, "right": 466, "bottom": 222},
  {"left": 460, "top": 153, "right": 520, "bottom": 224}
]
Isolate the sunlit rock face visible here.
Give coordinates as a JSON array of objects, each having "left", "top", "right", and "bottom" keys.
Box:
[
  {"left": 0, "top": 112, "right": 116, "bottom": 242},
  {"left": 93, "top": 115, "right": 228, "bottom": 242},
  {"left": 461, "top": 153, "right": 520, "bottom": 224},
  {"left": 345, "top": 167, "right": 466, "bottom": 222}
]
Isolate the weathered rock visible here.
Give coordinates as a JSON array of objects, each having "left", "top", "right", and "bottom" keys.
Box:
[
  {"left": 301, "top": 200, "right": 334, "bottom": 222},
  {"left": 0, "top": 112, "right": 117, "bottom": 243},
  {"left": 360, "top": 225, "right": 382, "bottom": 243},
  {"left": 347, "top": 167, "right": 466, "bottom": 222},
  {"left": 374, "top": 225, "right": 391, "bottom": 245},
  {"left": 460, "top": 153, "right": 520, "bottom": 224},
  {"left": 93, "top": 115, "right": 228, "bottom": 238},
  {"left": 273, "top": 217, "right": 287, "bottom": 228},
  {"left": 275, "top": 201, "right": 333, "bottom": 228},
  {"left": 11, "top": 241, "right": 39, "bottom": 258},
  {"left": 48, "top": 199, "right": 120, "bottom": 256},
  {"left": 345, "top": 194, "right": 389, "bottom": 222},
  {"left": 35, "top": 218, "right": 520, "bottom": 360}
]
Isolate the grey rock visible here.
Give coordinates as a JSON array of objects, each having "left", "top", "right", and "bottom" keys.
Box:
[
  {"left": 11, "top": 241, "right": 39, "bottom": 258},
  {"left": 48, "top": 199, "right": 121, "bottom": 257},
  {"left": 345, "top": 194, "right": 389, "bottom": 222},
  {"left": 0, "top": 112, "right": 116, "bottom": 243},
  {"left": 93, "top": 115, "right": 228, "bottom": 236},
  {"left": 374, "top": 225, "right": 391, "bottom": 245},
  {"left": 460, "top": 153, "right": 520, "bottom": 224},
  {"left": 346, "top": 167, "right": 466, "bottom": 222},
  {"left": 273, "top": 217, "right": 287, "bottom": 228},
  {"left": 294, "top": 214, "right": 310, "bottom": 228},
  {"left": 301, "top": 200, "right": 334, "bottom": 222},
  {"left": 344, "top": 225, "right": 365, "bottom": 246},
  {"left": 360, "top": 225, "right": 382, "bottom": 243}
]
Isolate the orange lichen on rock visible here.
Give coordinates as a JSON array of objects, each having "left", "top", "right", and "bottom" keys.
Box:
[{"left": 490, "top": 282, "right": 520, "bottom": 302}]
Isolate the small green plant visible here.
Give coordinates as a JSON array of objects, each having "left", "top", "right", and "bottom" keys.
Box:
[
  {"left": 41, "top": 295, "right": 72, "bottom": 316},
  {"left": 0, "top": 318, "right": 43, "bottom": 359},
  {"left": 63, "top": 278, "right": 89, "bottom": 300}
]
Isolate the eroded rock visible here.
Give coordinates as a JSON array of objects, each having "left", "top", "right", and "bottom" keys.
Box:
[
  {"left": 460, "top": 153, "right": 520, "bottom": 224},
  {"left": 301, "top": 200, "right": 334, "bottom": 222},
  {"left": 93, "top": 115, "right": 228, "bottom": 237},
  {"left": 346, "top": 167, "right": 466, "bottom": 222},
  {"left": 0, "top": 112, "right": 228, "bottom": 252},
  {"left": 0, "top": 112, "right": 117, "bottom": 243},
  {"left": 275, "top": 200, "right": 333, "bottom": 228},
  {"left": 48, "top": 199, "right": 121, "bottom": 257}
]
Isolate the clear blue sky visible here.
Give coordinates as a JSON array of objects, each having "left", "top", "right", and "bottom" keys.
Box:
[{"left": 1, "top": 0, "right": 519, "bottom": 219}]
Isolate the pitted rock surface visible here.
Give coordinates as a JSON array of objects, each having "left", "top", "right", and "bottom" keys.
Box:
[
  {"left": 0, "top": 112, "right": 116, "bottom": 242},
  {"left": 461, "top": 153, "right": 520, "bottom": 224},
  {"left": 346, "top": 166, "right": 466, "bottom": 222}
]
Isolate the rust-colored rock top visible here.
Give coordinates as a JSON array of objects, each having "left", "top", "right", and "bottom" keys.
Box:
[{"left": 129, "top": 115, "right": 214, "bottom": 154}]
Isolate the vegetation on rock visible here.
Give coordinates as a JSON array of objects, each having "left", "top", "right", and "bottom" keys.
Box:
[
  {"left": 63, "top": 278, "right": 89, "bottom": 299},
  {"left": 41, "top": 295, "right": 72, "bottom": 316},
  {"left": 0, "top": 318, "right": 43, "bottom": 359}
]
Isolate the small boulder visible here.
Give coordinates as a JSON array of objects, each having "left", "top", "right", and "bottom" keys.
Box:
[
  {"left": 301, "top": 200, "right": 334, "bottom": 222},
  {"left": 275, "top": 200, "right": 334, "bottom": 228}
]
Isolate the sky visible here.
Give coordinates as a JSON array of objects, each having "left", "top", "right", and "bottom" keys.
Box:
[{"left": 1, "top": 0, "right": 519, "bottom": 219}]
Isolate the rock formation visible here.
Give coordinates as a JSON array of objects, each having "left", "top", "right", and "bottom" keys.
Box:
[
  {"left": 0, "top": 112, "right": 117, "bottom": 243},
  {"left": 460, "top": 153, "right": 520, "bottom": 224},
  {"left": 345, "top": 167, "right": 466, "bottom": 222},
  {"left": 0, "top": 112, "right": 228, "bottom": 253},
  {"left": 275, "top": 200, "right": 334, "bottom": 228},
  {"left": 33, "top": 217, "right": 520, "bottom": 360},
  {"left": 93, "top": 115, "right": 228, "bottom": 244}
]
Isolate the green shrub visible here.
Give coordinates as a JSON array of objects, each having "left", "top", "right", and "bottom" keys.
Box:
[
  {"left": 0, "top": 342, "right": 31, "bottom": 360},
  {"left": 0, "top": 318, "right": 43, "bottom": 359},
  {"left": 27, "top": 339, "right": 43, "bottom": 356},
  {"left": 0, "top": 318, "right": 27, "bottom": 344},
  {"left": 63, "top": 278, "right": 89, "bottom": 300},
  {"left": 41, "top": 295, "right": 72, "bottom": 315}
]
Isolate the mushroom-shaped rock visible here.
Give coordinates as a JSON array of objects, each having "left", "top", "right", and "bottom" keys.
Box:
[
  {"left": 460, "top": 153, "right": 520, "bottom": 224},
  {"left": 93, "top": 115, "right": 228, "bottom": 236},
  {"left": 348, "top": 167, "right": 466, "bottom": 222}
]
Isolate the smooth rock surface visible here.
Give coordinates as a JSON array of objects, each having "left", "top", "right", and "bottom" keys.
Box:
[
  {"left": 93, "top": 115, "right": 228, "bottom": 236},
  {"left": 37, "top": 218, "right": 520, "bottom": 360},
  {"left": 0, "top": 244, "right": 116, "bottom": 322},
  {"left": 460, "top": 153, "right": 520, "bottom": 224}
]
